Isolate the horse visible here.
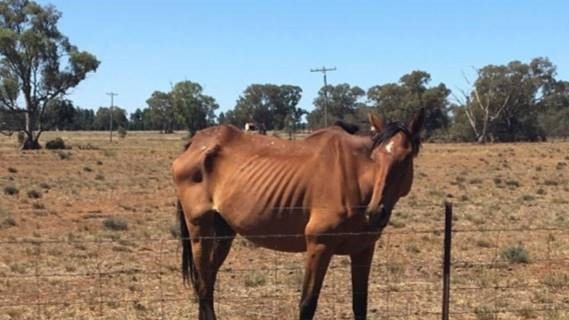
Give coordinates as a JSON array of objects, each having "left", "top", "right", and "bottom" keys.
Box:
[{"left": 171, "top": 109, "right": 424, "bottom": 320}]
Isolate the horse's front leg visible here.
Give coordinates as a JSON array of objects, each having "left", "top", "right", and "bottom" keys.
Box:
[
  {"left": 350, "top": 245, "right": 375, "bottom": 320},
  {"left": 186, "top": 213, "right": 219, "bottom": 320},
  {"left": 299, "top": 238, "right": 334, "bottom": 320}
]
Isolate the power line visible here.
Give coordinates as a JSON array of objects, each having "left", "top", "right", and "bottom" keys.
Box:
[
  {"left": 106, "top": 92, "right": 118, "bottom": 142},
  {"left": 310, "top": 66, "right": 336, "bottom": 127}
]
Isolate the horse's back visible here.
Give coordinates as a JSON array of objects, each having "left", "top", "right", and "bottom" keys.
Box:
[{"left": 172, "top": 125, "right": 370, "bottom": 252}]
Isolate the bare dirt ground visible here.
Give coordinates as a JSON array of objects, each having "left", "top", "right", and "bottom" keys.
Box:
[{"left": 1, "top": 131, "right": 568, "bottom": 319}]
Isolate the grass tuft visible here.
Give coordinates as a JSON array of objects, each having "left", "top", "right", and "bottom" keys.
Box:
[
  {"left": 56, "top": 150, "right": 72, "bottom": 160},
  {"left": 502, "top": 244, "right": 529, "bottom": 264},
  {"left": 103, "top": 217, "right": 128, "bottom": 231},
  {"left": 505, "top": 180, "right": 520, "bottom": 188},
  {"left": 4, "top": 185, "right": 19, "bottom": 196},
  {"left": 474, "top": 306, "right": 494, "bottom": 320},
  {"left": 27, "top": 189, "right": 42, "bottom": 199},
  {"left": 244, "top": 272, "right": 266, "bottom": 287},
  {"left": 0, "top": 207, "right": 16, "bottom": 229}
]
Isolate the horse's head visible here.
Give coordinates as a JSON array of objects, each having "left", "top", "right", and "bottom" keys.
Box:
[{"left": 366, "top": 109, "right": 424, "bottom": 222}]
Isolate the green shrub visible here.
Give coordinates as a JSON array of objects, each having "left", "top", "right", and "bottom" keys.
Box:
[{"left": 45, "top": 137, "right": 67, "bottom": 150}]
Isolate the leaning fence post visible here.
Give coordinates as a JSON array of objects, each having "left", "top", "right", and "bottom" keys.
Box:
[{"left": 442, "top": 201, "right": 453, "bottom": 320}]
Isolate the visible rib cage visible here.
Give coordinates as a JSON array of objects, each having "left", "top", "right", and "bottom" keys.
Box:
[{"left": 223, "top": 155, "right": 310, "bottom": 216}]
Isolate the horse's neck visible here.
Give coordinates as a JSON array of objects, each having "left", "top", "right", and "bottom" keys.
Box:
[{"left": 356, "top": 160, "right": 376, "bottom": 203}]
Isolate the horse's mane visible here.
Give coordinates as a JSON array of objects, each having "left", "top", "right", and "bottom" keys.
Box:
[
  {"left": 333, "top": 120, "right": 360, "bottom": 134},
  {"left": 372, "top": 121, "right": 421, "bottom": 156}
]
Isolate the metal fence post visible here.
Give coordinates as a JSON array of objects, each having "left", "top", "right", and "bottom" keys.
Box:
[{"left": 442, "top": 201, "right": 453, "bottom": 320}]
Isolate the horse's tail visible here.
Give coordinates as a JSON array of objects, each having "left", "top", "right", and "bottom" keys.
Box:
[{"left": 178, "top": 200, "right": 198, "bottom": 293}]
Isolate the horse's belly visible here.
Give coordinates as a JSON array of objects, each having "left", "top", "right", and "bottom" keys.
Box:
[
  {"left": 217, "top": 202, "right": 309, "bottom": 252},
  {"left": 244, "top": 232, "right": 307, "bottom": 252},
  {"left": 215, "top": 171, "right": 311, "bottom": 252}
]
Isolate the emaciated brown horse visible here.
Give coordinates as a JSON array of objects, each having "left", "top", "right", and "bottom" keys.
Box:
[{"left": 172, "top": 109, "right": 424, "bottom": 319}]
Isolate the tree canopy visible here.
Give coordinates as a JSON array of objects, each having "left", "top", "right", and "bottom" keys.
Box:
[
  {"left": 452, "top": 57, "right": 564, "bottom": 142},
  {"left": 146, "top": 90, "right": 176, "bottom": 133},
  {"left": 171, "top": 81, "right": 218, "bottom": 136},
  {"left": 367, "top": 71, "right": 450, "bottom": 138},
  {"left": 225, "top": 84, "right": 304, "bottom": 131},
  {"left": 307, "top": 83, "right": 365, "bottom": 129}
]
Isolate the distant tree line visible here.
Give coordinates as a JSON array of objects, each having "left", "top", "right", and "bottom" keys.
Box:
[{"left": 2, "top": 55, "right": 569, "bottom": 144}]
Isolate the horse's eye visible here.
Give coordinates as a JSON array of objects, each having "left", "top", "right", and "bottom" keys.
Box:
[{"left": 191, "top": 170, "right": 203, "bottom": 183}]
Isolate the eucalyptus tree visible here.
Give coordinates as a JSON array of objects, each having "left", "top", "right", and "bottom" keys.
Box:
[{"left": 0, "top": 0, "right": 99, "bottom": 148}]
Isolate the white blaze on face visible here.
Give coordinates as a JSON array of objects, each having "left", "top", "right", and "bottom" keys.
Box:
[{"left": 385, "top": 141, "right": 394, "bottom": 154}]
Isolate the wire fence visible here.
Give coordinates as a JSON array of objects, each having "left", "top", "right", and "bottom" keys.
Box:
[{"left": 1, "top": 206, "right": 568, "bottom": 319}]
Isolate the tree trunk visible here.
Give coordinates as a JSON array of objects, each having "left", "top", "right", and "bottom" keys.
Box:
[
  {"left": 22, "top": 136, "right": 41, "bottom": 150},
  {"left": 22, "top": 113, "right": 42, "bottom": 149}
]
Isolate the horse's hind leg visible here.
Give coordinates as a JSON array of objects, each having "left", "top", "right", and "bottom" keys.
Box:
[{"left": 189, "top": 211, "right": 235, "bottom": 320}]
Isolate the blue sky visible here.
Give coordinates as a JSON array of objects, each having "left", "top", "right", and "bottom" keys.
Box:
[{"left": 40, "top": 0, "right": 569, "bottom": 115}]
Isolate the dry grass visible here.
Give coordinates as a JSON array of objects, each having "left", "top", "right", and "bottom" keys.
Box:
[{"left": 0, "top": 131, "right": 568, "bottom": 319}]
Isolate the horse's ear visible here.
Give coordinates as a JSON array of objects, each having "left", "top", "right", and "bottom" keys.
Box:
[
  {"left": 408, "top": 108, "right": 425, "bottom": 136},
  {"left": 368, "top": 113, "right": 385, "bottom": 133}
]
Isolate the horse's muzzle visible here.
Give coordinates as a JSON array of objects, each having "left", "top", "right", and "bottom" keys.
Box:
[{"left": 366, "top": 205, "right": 392, "bottom": 231}]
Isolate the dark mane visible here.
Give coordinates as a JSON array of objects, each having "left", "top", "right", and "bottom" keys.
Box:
[
  {"left": 372, "top": 121, "right": 421, "bottom": 156},
  {"left": 334, "top": 120, "right": 359, "bottom": 134}
]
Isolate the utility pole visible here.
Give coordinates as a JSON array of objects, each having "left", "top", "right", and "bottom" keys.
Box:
[
  {"left": 310, "top": 66, "right": 336, "bottom": 127},
  {"left": 106, "top": 92, "right": 118, "bottom": 142}
]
